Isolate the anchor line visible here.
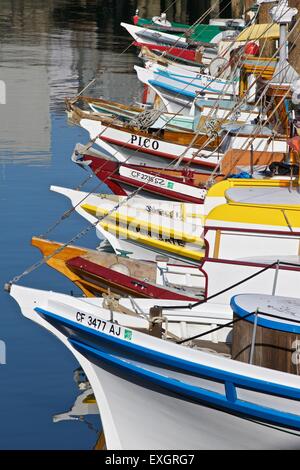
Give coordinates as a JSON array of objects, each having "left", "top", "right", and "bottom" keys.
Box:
[{"left": 5, "top": 8, "right": 299, "bottom": 286}]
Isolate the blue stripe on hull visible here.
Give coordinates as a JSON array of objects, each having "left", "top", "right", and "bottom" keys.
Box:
[
  {"left": 149, "top": 80, "right": 196, "bottom": 98},
  {"left": 35, "top": 307, "right": 300, "bottom": 432},
  {"left": 70, "top": 337, "right": 300, "bottom": 433}
]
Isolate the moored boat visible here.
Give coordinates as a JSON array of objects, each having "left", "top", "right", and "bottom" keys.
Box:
[
  {"left": 9, "top": 283, "right": 300, "bottom": 449},
  {"left": 32, "top": 237, "right": 203, "bottom": 300}
]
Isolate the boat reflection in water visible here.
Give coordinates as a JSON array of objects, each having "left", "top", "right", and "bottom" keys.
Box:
[{"left": 53, "top": 367, "right": 104, "bottom": 449}]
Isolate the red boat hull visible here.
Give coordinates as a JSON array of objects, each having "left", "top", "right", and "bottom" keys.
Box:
[
  {"left": 133, "top": 41, "right": 196, "bottom": 62},
  {"left": 67, "top": 256, "right": 198, "bottom": 300},
  {"left": 79, "top": 153, "right": 207, "bottom": 204}
]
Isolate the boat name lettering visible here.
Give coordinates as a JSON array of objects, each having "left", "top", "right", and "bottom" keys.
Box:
[{"left": 130, "top": 134, "right": 160, "bottom": 150}]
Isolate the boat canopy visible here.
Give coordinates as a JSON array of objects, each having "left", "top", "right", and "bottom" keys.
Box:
[{"left": 236, "top": 23, "right": 280, "bottom": 42}]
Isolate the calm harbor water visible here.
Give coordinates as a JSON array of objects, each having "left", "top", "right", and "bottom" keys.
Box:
[
  {"left": 0, "top": 0, "right": 214, "bottom": 449},
  {"left": 0, "top": 0, "right": 142, "bottom": 450}
]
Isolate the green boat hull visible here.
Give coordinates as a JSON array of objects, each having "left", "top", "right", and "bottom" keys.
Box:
[{"left": 137, "top": 18, "right": 222, "bottom": 43}]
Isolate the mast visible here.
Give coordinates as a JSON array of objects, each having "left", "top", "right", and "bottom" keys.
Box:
[
  {"left": 270, "top": 0, "right": 298, "bottom": 81},
  {"left": 257, "top": 0, "right": 298, "bottom": 82},
  {"left": 289, "top": 0, "right": 300, "bottom": 73}
]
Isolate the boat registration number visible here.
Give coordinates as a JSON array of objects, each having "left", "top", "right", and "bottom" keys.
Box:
[
  {"left": 75, "top": 311, "right": 133, "bottom": 341},
  {"left": 120, "top": 167, "right": 178, "bottom": 190},
  {"left": 130, "top": 169, "right": 165, "bottom": 186}
]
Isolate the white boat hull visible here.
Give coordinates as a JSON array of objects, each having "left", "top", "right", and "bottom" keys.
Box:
[{"left": 10, "top": 285, "right": 300, "bottom": 450}]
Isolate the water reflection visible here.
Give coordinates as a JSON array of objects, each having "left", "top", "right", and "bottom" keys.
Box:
[
  {"left": 0, "top": 0, "right": 215, "bottom": 449},
  {"left": 53, "top": 367, "right": 100, "bottom": 441},
  {"left": 0, "top": 0, "right": 139, "bottom": 165}
]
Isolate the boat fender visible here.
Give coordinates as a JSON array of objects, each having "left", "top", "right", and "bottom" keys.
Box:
[
  {"left": 152, "top": 13, "right": 172, "bottom": 28},
  {"left": 133, "top": 9, "right": 139, "bottom": 25},
  {"left": 244, "top": 41, "right": 259, "bottom": 56}
]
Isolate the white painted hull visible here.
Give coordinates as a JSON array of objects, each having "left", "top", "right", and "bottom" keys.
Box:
[
  {"left": 144, "top": 58, "right": 204, "bottom": 77},
  {"left": 150, "top": 68, "right": 238, "bottom": 96},
  {"left": 79, "top": 118, "right": 221, "bottom": 169},
  {"left": 10, "top": 285, "right": 300, "bottom": 449},
  {"left": 134, "top": 65, "right": 234, "bottom": 115},
  {"left": 145, "top": 61, "right": 237, "bottom": 94},
  {"left": 121, "top": 22, "right": 187, "bottom": 46},
  {"left": 135, "top": 64, "right": 192, "bottom": 115},
  {"left": 51, "top": 186, "right": 205, "bottom": 265},
  {"left": 230, "top": 135, "right": 288, "bottom": 153},
  {"left": 201, "top": 105, "right": 259, "bottom": 123}
]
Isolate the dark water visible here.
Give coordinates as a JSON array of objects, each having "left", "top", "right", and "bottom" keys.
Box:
[
  {"left": 0, "top": 0, "right": 142, "bottom": 450},
  {"left": 0, "top": 0, "right": 215, "bottom": 449}
]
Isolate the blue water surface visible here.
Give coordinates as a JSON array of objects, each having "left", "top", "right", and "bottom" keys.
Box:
[{"left": 0, "top": 0, "right": 139, "bottom": 449}]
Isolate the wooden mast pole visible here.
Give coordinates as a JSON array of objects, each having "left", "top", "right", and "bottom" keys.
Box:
[{"left": 289, "top": 0, "right": 300, "bottom": 73}]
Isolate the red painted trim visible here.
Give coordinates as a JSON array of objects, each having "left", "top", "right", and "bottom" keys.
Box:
[
  {"left": 102, "top": 177, "right": 128, "bottom": 196},
  {"left": 204, "top": 225, "right": 300, "bottom": 236},
  {"left": 110, "top": 174, "right": 204, "bottom": 203},
  {"left": 202, "top": 257, "right": 300, "bottom": 272},
  {"left": 133, "top": 41, "right": 196, "bottom": 61},
  {"left": 87, "top": 154, "right": 209, "bottom": 184},
  {"left": 67, "top": 256, "right": 197, "bottom": 300},
  {"left": 142, "top": 84, "right": 149, "bottom": 104},
  {"left": 83, "top": 154, "right": 208, "bottom": 202}
]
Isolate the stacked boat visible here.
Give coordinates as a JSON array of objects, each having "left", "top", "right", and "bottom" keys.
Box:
[{"left": 7, "top": 0, "right": 300, "bottom": 449}]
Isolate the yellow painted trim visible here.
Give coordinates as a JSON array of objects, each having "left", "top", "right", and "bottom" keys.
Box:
[
  {"left": 83, "top": 394, "right": 96, "bottom": 404},
  {"left": 206, "top": 179, "right": 300, "bottom": 198},
  {"left": 82, "top": 203, "right": 203, "bottom": 244},
  {"left": 207, "top": 204, "right": 300, "bottom": 228},
  {"left": 224, "top": 196, "right": 300, "bottom": 211},
  {"left": 99, "top": 221, "right": 204, "bottom": 261},
  {"left": 213, "top": 230, "right": 221, "bottom": 259}
]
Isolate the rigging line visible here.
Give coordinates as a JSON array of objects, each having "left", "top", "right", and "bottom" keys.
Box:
[
  {"left": 161, "top": 261, "right": 279, "bottom": 310},
  {"left": 71, "top": 2, "right": 278, "bottom": 168},
  {"left": 9, "top": 10, "right": 297, "bottom": 277},
  {"left": 206, "top": 25, "right": 300, "bottom": 180},
  {"left": 65, "top": 12, "right": 297, "bottom": 212},
  {"left": 70, "top": 5, "right": 246, "bottom": 160},
  {"left": 203, "top": 12, "right": 300, "bottom": 135},
  {"left": 76, "top": 38, "right": 137, "bottom": 97},
  {"left": 176, "top": 310, "right": 257, "bottom": 344},
  {"left": 158, "top": 7, "right": 292, "bottom": 161},
  {"left": 158, "top": 0, "right": 238, "bottom": 59},
  {"left": 75, "top": 0, "right": 229, "bottom": 97},
  {"left": 204, "top": 11, "right": 300, "bottom": 128},
  {"left": 177, "top": 306, "right": 300, "bottom": 344},
  {"left": 60, "top": 20, "right": 295, "bottom": 232}
]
